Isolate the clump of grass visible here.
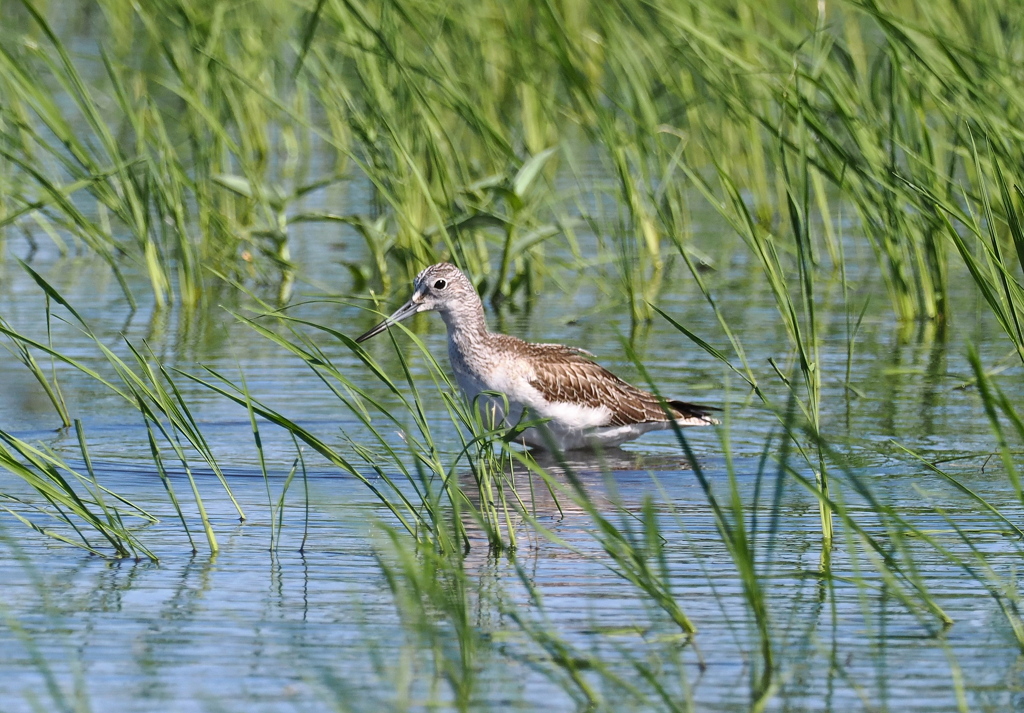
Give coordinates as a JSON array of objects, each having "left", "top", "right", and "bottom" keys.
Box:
[
  {"left": 1, "top": 261, "right": 244, "bottom": 553},
  {"left": 0, "top": 422, "right": 155, "bottom": 559},
  {"left": 1, "top": 0, "right": 316, "bottom": 307},
  {"left": 188, "top": 283, "right": 535, "bottom": 554}
]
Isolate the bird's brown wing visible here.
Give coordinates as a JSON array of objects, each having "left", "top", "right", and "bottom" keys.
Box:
[{"left": 518, "top": 343, "right": 716, "bottom": 427}]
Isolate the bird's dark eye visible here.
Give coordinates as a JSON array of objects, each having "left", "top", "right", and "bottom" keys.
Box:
[{"left": 434, "top": 279, "right": 447, "bottom": 289}]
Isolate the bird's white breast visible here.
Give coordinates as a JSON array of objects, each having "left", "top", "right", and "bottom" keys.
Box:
[{"left": 449, "top": 341, "right": 522, "bottom": 428}]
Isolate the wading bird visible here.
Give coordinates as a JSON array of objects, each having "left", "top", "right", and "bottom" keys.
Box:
[{"left": 356, "top": 263, "right": 717, "bottom": 450}]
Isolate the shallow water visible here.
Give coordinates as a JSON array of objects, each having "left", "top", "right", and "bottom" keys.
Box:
[{"left": 3, "top": 459, "right": 1023, "bottom": 712}]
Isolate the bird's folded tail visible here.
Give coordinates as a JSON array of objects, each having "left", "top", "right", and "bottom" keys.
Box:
[{"left": 668, "top": 399, "right": 720, "bottom": 426}]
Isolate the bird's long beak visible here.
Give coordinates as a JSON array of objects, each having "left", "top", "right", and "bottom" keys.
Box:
[{"left": 355, "top": 299, "right": 421, "bottom": 343}]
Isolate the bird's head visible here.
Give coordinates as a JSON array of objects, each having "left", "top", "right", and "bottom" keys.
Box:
[{"left": 355, "top": 263, "right": 476, "bottom": 342}]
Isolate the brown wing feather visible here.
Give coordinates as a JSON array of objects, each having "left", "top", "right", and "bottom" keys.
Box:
[{"left": 507, "top": 339, "right": 716, "bottom": 427}]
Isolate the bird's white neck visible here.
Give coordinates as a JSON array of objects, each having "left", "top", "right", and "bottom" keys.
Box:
[{"left": 439, "top": 293, "right": 489, "bottom": 356}]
